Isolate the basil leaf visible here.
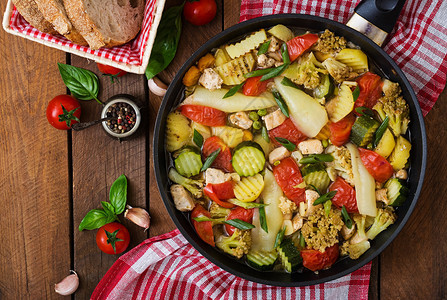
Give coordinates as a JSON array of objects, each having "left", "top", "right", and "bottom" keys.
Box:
[
  {"left": 274, "top": 226, "right": 286, "bottom": 248},
  {"left": 78, "top": 209, "right": 108, "bottom": 231},
  {"left": 101, "top": 201, "right": 118, "bottom": 222},
  {"left": 355, "top": 106, "right": 375, "bottom": 117},
  {"left": 259, "top": 202, "right": 268, "bottom": 233},
  {"left": 352, "top": 86, "right": 360, "bottom": 102},
  {"left": 262, "top": 126, "right": 270, "bottom": 143},
  {"left": 374, "top": 116, "right": 389, "bottom": 148},
  {"left": 145, "top": 4, "right": 183, "bottom": 80},
  {"left": 109, "top": 174, "right": 127, "bottom": 214},
  {"left": 201, "top": 149, "right": 221, "bottom": 172},
  {"left": 260, "top": 63, "right": 289, "bottom": 81},
  {"left": 280, "top": 77, "right": 298, "bottom": 89},
  {"left": 193, "top": 129, "right": 204, "bottom": 148},
  {"left": 57, "top": 63, "right": 101, "bottom": 104},
  {"left": 299, "top": 154, "right": 334, "bottom": 164},
  {"left": 272, "top": 90, "right": 289, "bottom": 117},
  {"left": 224, "top": 219, "right": 255, "bottom": 230},
  {"left": 281, "top": 43, "right": 291, "bottom": 65},
  {"left": 324, "top": 200, "right": 332, "bottom": 217},
  {"left": 223, "top": 82, "right": 244, "bottom": 99},
  {"left": 341, "top": 205, "right": 353, "bottom": 229},
  {"left": 274, "top": 137, "right": 296, "bottom": 151},
  {"left": 228, "top": 198, "right": 268, "bottom": 209},
  {"left": 257, "top": 40, "right": 271, "bottom": 55},
  {"left": 313, "top": 190, "right": 337, "bottom": 206}
]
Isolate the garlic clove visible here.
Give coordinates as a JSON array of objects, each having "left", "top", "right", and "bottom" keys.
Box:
[
  {"left": 148, "top": 77, "right": 168, "bottom": 97},
  {"left": 125, "top": 205, "right": 151, "bottom": 230},
  {"left": 55, "top": 270, "right": 79, "bottom": 296}
]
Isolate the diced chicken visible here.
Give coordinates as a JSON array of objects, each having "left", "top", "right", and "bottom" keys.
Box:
[
  {"left": 170, "top": 184, "right": 195, "bottom": 212},
  {"left": 269, "top": 146, "right": 291, "bottom": 165},
  {"left": 257, "top": 54, "right": 276, "bottom": 69},
  {"left": 229, "top": 111, "right": 253, "bottom": 130},
  {"left": 341, "top": 224, "right": 356, "bottom": 240},
  {"left": 263, "top": 109, "right": 286, "bottom": 130},
  {"left": 278, "top": 196, "right": 297, "bottom": 215},
  {"left": 303, "top": 189, "right": 322, "bottom": 217},
  {"left": 395, "top": 169, "right": 408, "bottom": 180},
  {"left": 205, "top": 168, "right": 240, "bottom": 185},
  {"left": 292, "top": 214, "right": 304, "bottom": 231},
  {"left": 283, "top": 220, "right": 294, "bottom": 235},
  {"left": 283, "top": 213, "right": 304, "bottom": 235},
  {"left": 268, "top": 36, "right": 281, "bottom": 52},
  {"left": 290, "top": 150, "right": 304, "bottom": 166},
  {"left": 375, "top": 188, "right": 389, "bottom": 205},
  {"left": 268, "top": 51, "right": 283, "bottom": 62},
  {"left": 298, "top": 139, "right": 324, "bottom": 155},
  {"left": 350, "top": 231, "right": 368, "bottom": 244},
  {"left": 199, "top": 68, "right": 223, "bottom": 90}
]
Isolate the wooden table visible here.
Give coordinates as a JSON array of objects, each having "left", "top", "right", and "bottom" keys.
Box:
[{"left": 1, "top": 0, "right": 446, "bottom": 298}]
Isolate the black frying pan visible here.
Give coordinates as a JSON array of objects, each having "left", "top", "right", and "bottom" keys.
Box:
[{"left": 154, "top": 0, "right": 427, "bottom": 286}]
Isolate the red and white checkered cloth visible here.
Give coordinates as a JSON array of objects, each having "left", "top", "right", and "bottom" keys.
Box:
[
  {"left": 92, "top": 229, "right": 371, "bottom": 300},
  {"left": 240, "top": 0, "right": 447, "bottom": 115}
]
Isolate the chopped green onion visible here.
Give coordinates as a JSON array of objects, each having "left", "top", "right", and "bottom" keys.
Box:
[
  {"left": 274, "top": 137, "right": 296, "bottom": 151},
  {"left": 224, "top": 219, "right": 255, "bottom": 230},
  {"left": 313, "top": 190, "right": 337, "bottom": 206},
  {"left": 262, "top": 126, "right": 270, "bottom": 143},
  {"left": 373, "top": 116, "right": 389, "bottom": 148},
  {"left": 299, "top": 154, "right": 334, "bottom": 164},
  {"left": 244, "top": 68, "right": 273, "bottom": 78},
  {"left": 228, "top": 198, "right": 268, "bottom": 209},
  {"left": 272, "top": 90, "right": 289, "bottom": 117},
  {"left": 223, "top": 82, "right": 244, "bottom": 99},
  {"left": 259, "top": 200, "right": 268, "bottom": 233},
  {"left": 324, "top": 200, "right": 332, "bottom": 217},
  {"left": 274, "top": 226, "right": 286, "bottom": 248},
  {"left": 193, "top": 129, "right": 203, "bottom": 148},
  {"left": 309, "top": 184, "right": 322, "bottom": 196},
  {"left": 299, "top": 230, "right": 306, "bottom": 248},
  {"left": 281, "top": 43, "right": 291, "bottom": 65},
  {"left": 355, "top": 106, "right": 375, "bottom": 117},
  {"left": 200, "top": 148, "right": 221, "bottom": 172},
  {"left": 260, "top": 63, "right": 290, "bottom": 81},
  {"left": 281, "top": 77, "right": 298, "bottom": 89},
  {"left": 257, "top": 40, "right": 271, "bottom": 55},
  {"left": 352, "top": 86, "right": 360, "bottom": 102},
  {"left": 341, "top": 205, "right": 353, "bottom": 229},
  {"left": 249, "top": 111, "right": 259, "bottom": 121},
  {"left": 257, "top": 108, "right": 267, "bottom": 116}
]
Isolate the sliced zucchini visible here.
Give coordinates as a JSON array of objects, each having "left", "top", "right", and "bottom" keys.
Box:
[
  {"left": 325, "top": 83, "right": 354, "bottom": 123},
  {"left": 174, "top": 147, "right": 203, "bottom": 177},
  {"left": 267, "top": 24, "right": 295, "bottom": 42},
  {"left": 232, "top": 141, "right": 266, "bottom": 176},
  {"left": 374, "top": 128, "right": 395, "bottom": 159},
  {"left": 225, "top": 29, "right": 268, "bottom": 59},
  {"left": 214, "top": 47, "right": 232, "bottom": 67},
  {"left": 388, "top": 136, "right": 411, "bottom": 170},
  {"left": 214, "top": 53, "right": 256, "bottom": 85},
  {"left": 234, "top": 173, "right": 265, "bottom": 202},
  {"left": 350, "top": 115, "right": 380, "bottom": 147},
  {"left": 211, "top": 126, "right": 245, "bottom": 148},
  {"left": 301, "top": 163, "right": 331, "bottom": 192},
  {"left": 314, "top": 74, "right": 334, "bottom": 99},
  {"left": 277, "top": 238, "right": 302, "bottom": 272},
  {"left": 385, "top": 177, "right": 409, "bottom": 206},
  {"left": 246, "top": 249, "right": 278, "bottom": 271},
  {"left": 166, "top": 111, "right": 192, "bottom": 152},
  {"left": 335, "top": 48, "right": 369, "bottom": 72}
]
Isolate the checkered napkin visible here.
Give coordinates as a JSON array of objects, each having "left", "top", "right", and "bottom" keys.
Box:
[{"left": 240, "top": 0, "right": 447, "bottom": 115}]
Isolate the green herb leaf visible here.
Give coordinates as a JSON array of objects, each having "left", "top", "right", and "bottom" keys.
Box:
[
  {"left": 299, "top": 230, "right": 306, "bottom": 248},
  {"left": 223, "top": 82, "right": 244, "bottom": 99},
  {"left": 341, "top": 205, "right": 353, "bottom": 229},
  {"left": 313, "top": 190, "right": 337, "bottom": 206},
  {"left": 78, "top": 209, "right": 108, "bottom": 231},
  {"left": 272, "top": 90, "right": 289, "bottom": 117},
  {"left": 224, "top": 219, "right": 255, "bottom": 230},
  {"left": 101, "top": 201, "right": 118, "bottom": 222},
  {"left": 257, "top": 40, "right": 271, "bottom": 55},
  {"left": 145, "top": 4, "right": 183, "bottom": 80},
  {"left": 324, "top": 200, "right": 332, "bottom": 217},
  {"left": 201, "top": 148, "right": 221, "bottom": 172},
  {"left": 274, "top": 226, "right": 286, "bottom": 248},
  {"left": 193, "top": 129, "right": 204, "bottom": 148},
  {"left": 280, "top": 77, "right": 298, "bottom": 89},
  {"left": 281, "top": 43, "right": 291, "bottom": 65},
  {"left": 274, "top": 137, "right": 296, "bottom": 151},
  {"left": 355, "top": 106, "right": 375, "bottom": 117},
  {"left": 228, "top": 198, "right": 268, "bottom": 209},
  {"left": 299, "top": 154, "right": 334, "bottom": 164},
  {"left": 244, "top": 68, "right": 273, "bottom": 78},
  {"left": 57, "top": 63, "right": 101, "bottom": 104},
  {"left": 373, "top": 116, "right": 389, "bottom": 147},
  {"left": 352, "top": 86, "right": 360, "bottom": 102},
  {"left": 109, "top": 174, "right": 127, "bottom": 215},
  {"left": 260, "top": 63, "right": 289, "bottom": 81},
  {"left": 259, "top": 200, "right": 268, "bottom": 233},
  {"left": 262, "top": 126, "right": 270, "bottom": 143}
]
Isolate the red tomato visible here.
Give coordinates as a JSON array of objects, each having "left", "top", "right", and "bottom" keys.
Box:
[
  {"left": 329, "top": 113, "right": 356, "bottom": 147},
  {"left": 179, "top": 105, "right": 226, "bottom": 126},
  {"left": 203, "top": 184, "right": 235, "bottom": 209},
  {"left": 202, "top": 136, "right": 234, "bottom": 172},
  {"left": 242, "top": 76, "right": 270, "bottom": 96},
  {"left": 286, "top": 33, "right": 319, "bottom": 62},
  {"left": 358, "top": 148, "right": 394, "bottom": 183},
  {"left": 210, "top": 181, "right": 235, "bottom": 200},
  {"left": 46, "top": 95, "right": 81, "bottom": 130},
  {"left": 269, "top": 118, "right": 307, "bottom": 146},
  {"left": 273, "top": 157, "right": 305, "bottom": 204},
  {"left": 191, "top": 204, "right": 215, "bottom": 246},
  {"left": 183, "top": 0, "right": 217, "bottom": 26},
  {"left": 329, "top": 177, "right": 358, "bottom": 213},
  {"left": 96, "top": 63, "right": 127, "bottom": 77},
  {"left": 96, "top": 222, "right": 130, "bottom": 255},
  {"left": 355, "top": 72, "right": 383, "bottom": 112},
  {"left": 225, "top": 207, "right": 254, "bottom": 235},
  {"left": 301, "top": 244, "right": 339, "bottom": 272}
]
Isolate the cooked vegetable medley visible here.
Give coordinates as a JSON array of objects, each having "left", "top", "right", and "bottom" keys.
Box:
[{"left": 166, "top": 25, "right": 411, "bottom": 273}]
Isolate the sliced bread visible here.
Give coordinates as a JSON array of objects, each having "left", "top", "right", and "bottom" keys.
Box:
[
  {"left": 33, "top": 0, "right": 88, "bottom": 45},
  {"left": 63, "top": 0, "right": 145, "bottom": 50},
  {"left": 12, "top": 0, "right": 57, "bottom": 34}
]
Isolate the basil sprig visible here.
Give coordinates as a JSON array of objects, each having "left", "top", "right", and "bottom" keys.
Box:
[
  {"left": 352, "top": 86, "right": 360, "bottom": 102},
  {"left": 313, "top": 190, "right": 337, "bottom": 206},
  {"left": 57, "top": 63, "right": 101, "bottom": 105},
  {"left": 275, "top": 137, "right": 296, "bottom": 151},
  {"left": 299, "top": 154, "right": 334, "bottom": 164},
  {"left": 257, "top": 40, "right": 271, "bottom": 56},
  {"left": 79, "top": 174, "right": 127, "bottom": 231},
  {"left": 341, "top": 205, "right": 353, "bottom": 229},
  {"left": 272, "top": 90, "right": 289, "bottom": 117},
  {"left": 201, "top": 148, "right": 221, "bottom": 172},
  {"left": 374, "top": 116, "right": 389, "bottom": 147},
  {"left": 223, "top": 82, "right": 244, "bottom": 99},
  {"left": 193, "top": 129, "right": 204, "bottom": 148}
]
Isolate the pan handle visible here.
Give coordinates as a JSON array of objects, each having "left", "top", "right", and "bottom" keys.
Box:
[{"left": 346, "top": 0, "right": 406, "bottom": 46}]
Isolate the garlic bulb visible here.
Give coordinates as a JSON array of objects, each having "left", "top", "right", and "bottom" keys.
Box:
[
  {"left": 125, "top": 205, "right": 151, "bottom": 230},
  {"left": 148, "top": 77, "right": 168, "bottom": 96},
  {"left": 55, "top": 271, "right": 79, "bottom": 295}
]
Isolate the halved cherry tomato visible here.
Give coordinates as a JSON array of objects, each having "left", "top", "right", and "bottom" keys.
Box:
[
  {"left": 210, "top": 181, "right": 235, "bottom": 200},
  {"left": 354, "top": 72, "right": 383, "bottom": 112},
  {"left": 203, "top": 183, "right": 235, "bottom": 209},
  {"left": 191, "top": 204, "right": 215, "bottom": 246},
  {"left": 202, "top": 136, "right": 234, "bottom": 172},
  {"left": 358, "top": 148, "right": 394, "bottom": 183},
  {"left": 286, "top": 33, "right": 319, "bottom": 62},
  {"left": 242, "top": 76, "right": 270, "bottom": 96},
  {"left": 179, "top": 105, "right": 226, "bottom": 126},
  {"left": 273, "top": 157, "right": 305, "bottom": 204},
  {"left": 225, "top": 207, "right": 254, "bottom": 235},
  {"left": 269, "top": 118, "right": 307, "bottom": 147},
  {"left": 301, "top": 244, "right": 339, "bottom": 272},
  {"left": 328, "top": 177, "right": 358, "bottom": 213},
  {"left": 329, "top": 113, "right": 356, "bottom": 147}
]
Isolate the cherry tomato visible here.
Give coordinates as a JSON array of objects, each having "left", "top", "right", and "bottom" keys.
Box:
[
  {"left": 328, "top": 177, "right": 358, "bottom": 213},
  {"left": 242, "top": 76, "right": 270, "bottom": 96},
  {"left": 286, "top": 33, "right": 319, "bottom": 62},
  {"left": 203, "top": 184, "right": 235, "bottom": 209},
  {"left": 96, "top": 63, "right": 127, "bottom": 77},
  {"left": 46, "top": 95, "right": 81, "bottom": 130},
  {"left": 354, "top": 72, "right": 383, "bottom": 112},
  {"left": 96, "top": 222, "right": 130, "bottom": 255},
  {"left": 301, "top": 244, "right": 339, "bottom": 272},
  {"left": 273, "top": 157, "right": 305, "bottom": 205},
  {"left": 225, "top": 207, "right": 254, "bottom": 235},
  {"left": 179, "top": 105, "right": 226, "bottom": 126},
  {"left": 191, "top": 204, "right": 215, "bottom": 246},
  {"left": 269, "top": 118, "right": 307, "bottom": 147},
  {"left": 202, "top": 136, "right": 234, "bottom": 172},
  {"left": 183, "top": 0, "right": 217, "bottom": 26},
  {"left": 358, "top": 148, "right": 394, "bottom": 183},
  {"left": 329, "top": 113, "right": 356, "bottom": 147}
]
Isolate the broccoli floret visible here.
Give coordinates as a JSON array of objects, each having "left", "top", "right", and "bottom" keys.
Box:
[
  {"left": 209, "top": 202, "right": 231, "bottom": 218},
  {"left": 366, "top": 207, "right": 397, "bottom": 240},
  {"left": 322, "top": 58, "right": 359, "bottom": 83},
  {"left": 373, "top": 80, "right": 410, "bottom": 136},
  {"left": 168, "top": 168, "right": 204, "bottom": 198},
  {"left": 278, "top": 196, "right": 297, "bottom": 215},
  {"left": 348, "top": 240, "right": 371, "bottom": 259},
  {"left": 350, "top": 214, "right": 367, "bottom": 244},
  {"left": 292, "top": 53, "right": 328, "bottom": 89},
  {"left": 325, "top": 145, "right": 354, "bottom": 185},
  {"left": 216, "top": 229, "right": 251, "bottom": 259},
  {"left": 313, "top": 29, "right": 347, "bottom": 55}
]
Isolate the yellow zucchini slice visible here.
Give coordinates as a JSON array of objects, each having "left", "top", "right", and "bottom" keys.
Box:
[
  {"left": 211, "top": 126, "right": 245, "bottom": 148},
  {"left": 214, "top": 52, "right": 256, "bottom": 85},
  {"left": 234, "top": 173, "right": 265, "bottom": 202},
  {"left": 336, "top": 49, "right": 369, "bottom": 72},
  {"left": 214, "top": 47, "right": 232, "bottom": 67},
  {"left": 388, "top": 136, "right": 411, "bottom": 170},
  {"left": 267, "top": 24, "right": 294, "bottom": 42},
  {"left": 374, "top": 128, "right": 395, "bottom": 158},
  {"left": 166, "top": 111, "right": 191, "bottom": 152},
  {"left": 225, "top": 29, "right": 268, "bottom": 59},
  {"left": 325, "top": 83, "right": 355, "bottom": 123}
]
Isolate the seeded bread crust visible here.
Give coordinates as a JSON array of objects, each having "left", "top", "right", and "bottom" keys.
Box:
[{"left": 12, "top": 0, "right": 57, "bottom": 34}]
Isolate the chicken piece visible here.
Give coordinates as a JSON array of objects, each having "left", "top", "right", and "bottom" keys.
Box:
[
  {"left": 257, "top": 54, "right": 276, "bottom": 69},
  {"left": 263, "top": 109, "right": 286, "bottom": 130},
  {"left": 395, "top": 169, "right": 408, "bottom": 180},
  {"left": 298, "top": 139, "right": 324, "bottom": 155},
  {"left": 341, "top": 224, "right": 356, "bottom": 240},
  {"left": 375, "top": 188, "right": 389, "bottom": 205},
  {"left": 303, "top": 190, "right": 322, "bottom": 217},
  {"left": 278, "top": 196, "right": 297, "bottom": 215},
  {"left": 269, "top": 146, "right": 291, "bottom": 165},
  {"left": 170, "top": 184, "right": 195, "bottom": 212},
  {"left": 199, "top": 68, "right": 223, "bottom": 90},
  {"left": 205, "top": 168, "right": 239, "bottom": 185},
  {"left": 229, "top": 111, "right": 253, "bottom": 130},
  {"left": 292, "top": 214, "right": 304, "bottom": 231},
  {"left": 268, "top": 36, "right": 281, "bottom": 52}
]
